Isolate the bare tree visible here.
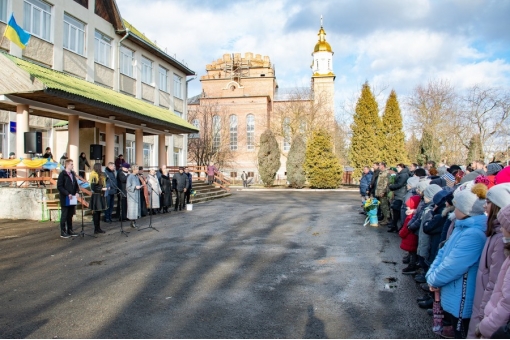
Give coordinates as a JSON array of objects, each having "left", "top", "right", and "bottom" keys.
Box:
[{"left": 187, "top": 101, "right": 237, "bottom": 168}]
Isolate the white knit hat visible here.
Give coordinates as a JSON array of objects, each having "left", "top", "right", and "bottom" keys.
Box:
[
  {"left": 486, "top": 183, "right": 510, "bottom": 209},
  {"left": 453, "top": 183, "right": 487, "bottom": 216}
]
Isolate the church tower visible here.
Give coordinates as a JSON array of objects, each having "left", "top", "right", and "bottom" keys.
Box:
[{"left": 311, "top": 17, "right": 335, "bottom": 128}]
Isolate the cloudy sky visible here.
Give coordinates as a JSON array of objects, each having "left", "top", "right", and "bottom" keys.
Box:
[{"left": 116, "top": 0, "right": 510, "bottom": 119}]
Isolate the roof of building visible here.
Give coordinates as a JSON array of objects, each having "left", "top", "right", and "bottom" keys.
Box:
[
  {"left": 0, "top": 53, "right": 198, "bottom": 134},
  {"left": 314, "top": 27, "right": 333, "bottom": 53},
  {"left": 122, "top": 19, "right": 195, "bottom": 76}
]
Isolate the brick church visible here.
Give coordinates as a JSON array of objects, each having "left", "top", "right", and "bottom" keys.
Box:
[{"left": 188, "top": 22, "right": 335, "bottom": 183}]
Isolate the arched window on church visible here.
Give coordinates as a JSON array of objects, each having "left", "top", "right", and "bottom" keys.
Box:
[
  {"left": 230, "top": 115, "right": 238, "bottom": 150},
  {"left": 246, "top": 114, "right": 255, "bottom": 150},
  {"left": 283, "top": 117, "right": 291, "bottom": 151},
  {"left": 190, "top": 119, "right": 200, "bottom": 138},
  {"left": 212, "top": 115, "right": 221, "bottom": 152}
]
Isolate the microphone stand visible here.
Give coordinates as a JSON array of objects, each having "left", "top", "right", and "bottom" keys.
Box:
[
  {"left": 79, "top": 191, "right": 96, "bottom": 238},
  {"left": 138, "top": 178, "right": 159, "bottom": 232},
  {"left": 108, "top": 178, "right": 129, "bottom": 237}
]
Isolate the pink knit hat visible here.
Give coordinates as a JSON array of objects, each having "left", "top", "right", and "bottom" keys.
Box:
[
  {"left": 497, "top": 203, "right": 510, "bottom": 233},
  {"left": 495, "top": 166, "right": 510, "bottom": 185}
]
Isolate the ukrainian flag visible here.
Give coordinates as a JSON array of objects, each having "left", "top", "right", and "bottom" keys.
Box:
[{"left": 3, "top": 13, "right": 31, "bottom": 49}]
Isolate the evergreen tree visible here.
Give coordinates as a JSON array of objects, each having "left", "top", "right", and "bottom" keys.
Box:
[
  {"left": 466, "top": 134, "right": 484, "bottom": 165},
  {"left": 304, "top": 129, "right": 343, "bottom": 189},
  {"left": 381, "top": 90, "right": 408, "bottom": 166},
  {"left": 257, "top": 129, "right": 281, "bottom": 187},
  {"left": 286, "top": 134, "right": 306, "bottom": 188},
  {"left": 417, "top": 130, "right": 440, "bottom": 165},
  {"left": 348, "top": 82, "right": 382, "bottom": 179}
]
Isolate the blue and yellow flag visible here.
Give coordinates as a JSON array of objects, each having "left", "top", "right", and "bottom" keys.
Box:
[{"left": 3, "top": 13, "right": 31, "bottom": 49}]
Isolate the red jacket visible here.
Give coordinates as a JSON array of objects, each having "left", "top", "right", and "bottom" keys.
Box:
[{"left": 399, "top": 195, "right": 421, "bottom": 252}]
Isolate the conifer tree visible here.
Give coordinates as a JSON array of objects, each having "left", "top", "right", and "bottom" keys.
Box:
[
  {"left": 381, "top": 90, "right": 408, "bottom": 166},
  {"left": 348, "top": 82, "right": 382, "bottom": 179},
  {"left": 304, "top": 130, "right": 343, "bottom": 189},
  {"left": 417, "top": 130, "right": 440, "bottom": 165},
  {"left": 286, "top": 134, "right": 306, "bottom": 188},
  {"left": 257, "top": 129, "right": 281, "bottom": 187},
  {"left": 466, "top": 134, "right": 484, "bottom": 165}
]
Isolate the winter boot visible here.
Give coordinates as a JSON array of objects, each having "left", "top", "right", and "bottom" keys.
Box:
[
  {"left": 402, "top": 254, "right": 410, "bottom": 264},
  {"left": 402, "top": 253, "right": 418, "bottom": 275},
  {"left": 60, "top": 223, "right": 70, "bottom": 238}
]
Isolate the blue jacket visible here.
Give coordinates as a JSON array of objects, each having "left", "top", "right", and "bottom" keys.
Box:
[
  {"left": 359, "top": 171, "right": 373, "bottom": 195},
  {"left": 426, "top": 214, "right": 487, "bottom": 318}
]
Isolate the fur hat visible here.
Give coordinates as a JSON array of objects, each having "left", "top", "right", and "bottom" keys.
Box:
[
  {"left": 487, "top": 163, "right": 503, "bottom": 176},
  {"left": 453, "top": 183, "right": 487, "bottom": 216},
  {"left": 416, "top": 179, "right": 431, "bottom": 193},
  {"left": 424, "top": 184, "right": 442, "bottom": 200},
  {"left": 497, "top": 204, "right": 510, "bottom": 233},
  {"left": 495, "top": 166, "right": 510, "bottom": 185},
  {"left": 407, "top": 176, "right": 420, "bottom": 189},
  {"left": 487, "top": 183, "right": 510, "bottom": 209}
]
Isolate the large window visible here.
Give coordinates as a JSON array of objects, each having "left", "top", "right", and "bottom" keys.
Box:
[
  {"left": 143, "top": 142, "right": 153, "bottom": 167},
  {"left": 120, "top": 45, "right": 134, "bottom": 77},
  {"left": 190, "top": 119, "right": 199, "bottom": 139},
  {"left": 0, "top": 0, "right": 7, "bottom": 23},
  {"left": 230, "top": 115, "right": 237, "bottom": 150},
  {"left": 94, "top": 30, "right": 112, "bottom": 67},
  {"left": 173, "top": 74, "right": 182, "bottom": 99},
  {"left": 246, "top": 114, "right": 255, "bottom": 150},
  {"left": 0, "top": 124, "right": 5, "bottom": 156},
  {"left": 141, "top": 56, "right": 153, "bottom": 84},
  {"left": 283, "top": 117, "right": 291, "bottom": 151},
  {"left": 212, "top": 115, "right": 221, "bottom": 152},
  {"left": 126, "top": 140, "right": 135, "bottom": 164},
  {"left": 23, "top": 0, "right": 52, "bottom": 41},
  {"left": 159, "top": 66, "right": 168, "bottom": 92},
  {"left": 173, "top": 147, "right": 182, "bottom": 166},
  {"left": 63, "top": 13, "right": 85, "bottom": 55},
  {"left": 174, "top": 111, "right": 182, "bottom": 118}
]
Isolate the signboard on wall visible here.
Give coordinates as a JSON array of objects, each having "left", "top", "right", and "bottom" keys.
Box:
[{"left": 9, "top": 122, "right": 16, "bottom": 133}]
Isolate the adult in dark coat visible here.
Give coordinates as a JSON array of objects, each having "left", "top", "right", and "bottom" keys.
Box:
[
  {"left": 116, "top": 163, "right": 129, "bottom": 221},
  {"left": 368, "top": 162, "right": 380, "bottom": 197},
  {"left": 184, "top": 167, "right": 193, "bottom": 205},
  {"left": 104, "top": 162, "right": 117, "bottom": 223},
  {"left": 78, "top": 152, "right": 91, "bottom": 178},
  {"left": 173, "top": 167, "right": 189, "bottom": 211},
  {"left": 57, "top": 159, "right": 80, "bottom": 238},
  {"left": 136, "top": 167, "right": 148, "bottom": 217},
  {"left": 159, "top": 166, "right": 172, "bottom": 213},
  {"left": 424, "top": 191, "right": 453, "bottom": 264},
  {"left": 88, "top": 163, "right": 108, "bottom": 234},
  {"left": 388, "top": 164, "right": 410, "bottom": 231}
]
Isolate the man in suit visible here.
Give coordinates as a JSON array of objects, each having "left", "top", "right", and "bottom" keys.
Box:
[{"left": 57, "top": 159, "right": 80, "bottom": 238}]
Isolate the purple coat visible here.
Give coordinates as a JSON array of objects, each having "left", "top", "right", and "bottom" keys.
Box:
[
  {"left": 478, "top": 254, "right": 510, "bottom": 338},
  {"left": 467, "top": 221, "right": 506, "bottom": 338}
]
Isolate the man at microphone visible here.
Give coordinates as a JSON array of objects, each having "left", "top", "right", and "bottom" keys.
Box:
[{"left": 57, "top": 159, "right": 80, "bottom": 238}]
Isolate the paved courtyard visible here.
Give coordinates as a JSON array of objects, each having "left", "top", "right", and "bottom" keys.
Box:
[{"left": 0, "top": 190, "right": 433, "bottom": 338}]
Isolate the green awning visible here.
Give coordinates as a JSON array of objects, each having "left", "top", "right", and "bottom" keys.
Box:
[
  {"left": 53, "top": 120, "right": 68, "bottom": 127},
  {"left": 2, "top": 53, "right": 198, "bottom": 133}
]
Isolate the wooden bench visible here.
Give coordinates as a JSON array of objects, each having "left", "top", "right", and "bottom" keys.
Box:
[{"left": 38, "top": 199, "right": 60, "bottom": 222}]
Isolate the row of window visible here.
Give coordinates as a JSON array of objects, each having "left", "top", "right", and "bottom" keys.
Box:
[
  {"left": 191, "top": 114, "right": 255, "bottom": 151},
  {"left": 1, "top": 0, "right": 183, "bottom": 97}
]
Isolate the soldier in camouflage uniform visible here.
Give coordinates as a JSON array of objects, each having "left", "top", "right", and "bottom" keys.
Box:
[{"left": 375, "top": 162, "right": 391, "bottom": 225}]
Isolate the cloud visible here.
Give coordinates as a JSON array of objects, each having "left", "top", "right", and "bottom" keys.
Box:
[{"left": 115, "top": 0, "right": 510, "bottom": 116}]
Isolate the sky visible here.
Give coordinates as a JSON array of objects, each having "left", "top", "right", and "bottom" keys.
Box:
[{"left": 116, "top": 0, "right": 510, "bottom": 120}]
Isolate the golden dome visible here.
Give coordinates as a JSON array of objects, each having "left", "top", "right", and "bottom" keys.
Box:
[{"left": 314, "top": 27, "right": 333, "bottom": 53}]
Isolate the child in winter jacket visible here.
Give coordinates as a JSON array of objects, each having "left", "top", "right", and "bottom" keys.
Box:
[
  {"left": 469, "top": 183, "right": 510, "bottom": 338},
  {"left": 399, "top": 195, "right": 421, "bottom": 275},
  {"left": 426, "top": 183, "right": 488, "bottom": 339}
]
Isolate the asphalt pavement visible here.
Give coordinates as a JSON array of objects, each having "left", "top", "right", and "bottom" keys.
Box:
[{"left": 0, "top": 190, "right": 435, "bottom": 338}]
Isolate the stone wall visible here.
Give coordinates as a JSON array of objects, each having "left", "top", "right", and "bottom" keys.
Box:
[
  {"left": 94, "top": 63, "right": 114, "bottom": 88},
  {"left": 63, "top": 50, "right": 87, "bottom": 79},
  {"left": 23, "top": 36, "right": 54, "bottom": 67},
  {"left": 0, "top": 187, "right": 46, "bottom": 220}
]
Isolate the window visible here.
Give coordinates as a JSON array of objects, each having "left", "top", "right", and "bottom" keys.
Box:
[
  {"left": 63, "top": 13, "right": 85, "bottom": 55},
  {"left": 174, "top": 111, "right": 182, "bottom": 118},
  {"left": 190, "top": 119, "right": 199, "bottom": 138},
  {"left": 0, "top": 124, "right": 5, "bottom": 156},
  {"left": 120, "top": 45, "right": 134, "bottom": 77},
  {"left": 173, "top": 74, "right": 182, "bottom": 99},
  {"left": 158, "top": 66, "right": 168, "bottom": 92},
  {"left": 0, "top": 0, "right": 7, "bottom": 23},
  {"left": 230, "top": 115, "right": 237, "bottom": 150},
  {"left": 230, "top": 172, "right": 237, "bottom": 178},
  {"left": 173, "top": 147, "right": 182, "bottom": 166},
  {"left": 143, "top": 142, "right": 153, "bottom": 167},
  {"left": 141, "top": 56, "right": 153, "bottom": 84},
  {"left": 248, "top": 171, "right": 254, "bottom": 178},
  {"left": 246, "top": 114, "right": 255, "bottom": 150},
  {"left": 283, "top": 117, "right": 291, "bottom": 151},
  {"left": 94, "top": 30, "right": 112, "bottom": 67},
  {"left": 23, "top": 0, "right": 52, "bottom": 41},
  {"left": 212, "top": 115, "right": 221, "bottom": 152},
  {"left": 126, "top": 140, "right": 135, "bottom": 164}
]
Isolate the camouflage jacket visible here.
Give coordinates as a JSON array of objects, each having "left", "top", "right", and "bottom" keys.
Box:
[{"left": 375, "top": 169, "right": 389, "bottom": 198}]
